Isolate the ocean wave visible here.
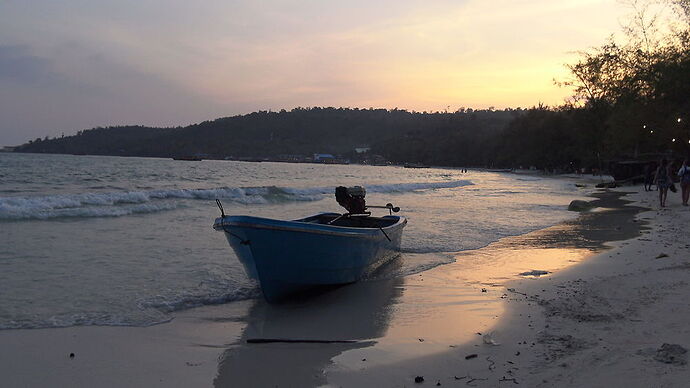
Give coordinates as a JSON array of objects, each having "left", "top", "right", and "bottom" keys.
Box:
[
  {"left": 0, "top": 311, "right": 172, "bottom": 330},
  {"left": 0, "top": 180, "right": 472, "bottom": 221},
  {"left": 138, "top": 286, "right": 262, "bottom": 313}
]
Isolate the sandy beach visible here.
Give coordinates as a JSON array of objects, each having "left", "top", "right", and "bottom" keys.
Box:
[{"left": 2, "top": 182, "right": 689, "bottom": 388}]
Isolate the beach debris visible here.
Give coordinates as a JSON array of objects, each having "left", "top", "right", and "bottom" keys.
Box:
[
  {"left": 499, "top": 376, "right": 519, "bottom": 384},
  {"left": 185, "top": 361, "right": 202, "bottom": 367},
  {"left": 518, "top": 270, "right": 550, "bottom": 277},
  {"left": 466, "top": 376, "right": 488, "bottom": 386},
  {"left": 486, "top": 356, "right": 496, "bottom": 370},
  {"left": 361, "top": 358, "right": 366, "bottom": 361},
  {"left": 436, "top": 380, "right": 442, "bottom": 386},
  {"left": 515, "top": 351, "right": 520, "bottom": 356},
  {"left": 482, "top": 332, "right": 500, "bottom": 346},
  {"left": 481, "top": 288, "right": 487, "bottom": 293},
  {"left": 454, "top": 375, "right": 469, "bottom": 380},
  {"left": 655, "top": 253, "right": 669, "bottom": 259},
  {"left": 507, "top": 288, "right": 527, "bottom": 296},
  {"left": 568, "top": 200, "right": 595, "bottom": 212},
  {"left": 653, "top": 343, "right": 687, "bottom": 365},
  {"left": 419, "top": 338, "right": 425, "bottom": 342},
  {"left": 415, "top": 376, "right": 425, "bottom": 383},
  {"left": 595, "top": 182, "right": 616, "bottom": 188},
  {"left": 465, "top": 354, "right": 478, "bottom": 360},
  {"left": 69, "top": 353, "right": 75, "bottom": 359},
  {"left": 246, "top": 338, "right": 357, "bottom": 344}
]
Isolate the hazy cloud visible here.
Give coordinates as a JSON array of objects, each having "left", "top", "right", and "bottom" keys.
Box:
[
  {"left": 0, "top": 45, "right": 58, "bottom": 85},
  {"left": 0, "top": 0, "right": 628, "bottom": 146}
]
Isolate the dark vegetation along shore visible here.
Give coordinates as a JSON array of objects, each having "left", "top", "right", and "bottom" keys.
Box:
[{"left": 13, "top": 1, "right": 690, "bottom": 172}]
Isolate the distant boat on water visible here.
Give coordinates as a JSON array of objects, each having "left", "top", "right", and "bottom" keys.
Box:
[{"left": 172, "top": 156, "right": 202, "bottom": 161}]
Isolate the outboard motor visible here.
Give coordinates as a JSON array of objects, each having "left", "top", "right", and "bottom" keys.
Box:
[{"left": 335, "top": 186, "right": 367, "bottom": 214}]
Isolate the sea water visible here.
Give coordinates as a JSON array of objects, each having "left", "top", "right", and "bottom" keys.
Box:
[{"left": 0, "top": 153, "right": 590, "bottom": 329}]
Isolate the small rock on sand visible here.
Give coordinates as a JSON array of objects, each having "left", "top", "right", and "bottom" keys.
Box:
[
  {"left": 653, "top": 343, "right": 687, "bottom": 365},
  {"left": 568, "top": 200, "right": 595, "bottom": 212},
  {"left": 482, "top": 333, "right": 500, "bottom": 346}
]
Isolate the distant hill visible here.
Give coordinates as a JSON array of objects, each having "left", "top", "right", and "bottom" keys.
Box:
[{"left": 14, "top": 107, "right": 520, "bottom": 166}]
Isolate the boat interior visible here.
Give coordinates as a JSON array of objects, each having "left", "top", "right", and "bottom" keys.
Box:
[{"left": 300, "top": 213, "right": 398, "bottom": 228}]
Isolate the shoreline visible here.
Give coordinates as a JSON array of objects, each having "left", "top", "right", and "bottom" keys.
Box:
[
  {"left": 324, "top": 188, "right": 646, "bottom": 387},
  {"left": 3, "top": 185, "right": 687, "bottom": 387}
]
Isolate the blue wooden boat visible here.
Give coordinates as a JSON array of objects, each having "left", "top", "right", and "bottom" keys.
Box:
[{"left": 213, "top": 212, "right": 406, "bottom": 302}]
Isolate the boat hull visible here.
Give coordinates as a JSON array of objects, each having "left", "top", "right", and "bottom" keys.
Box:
[{"left": 213, "top": 213, "right": 406, "bottom": 302}]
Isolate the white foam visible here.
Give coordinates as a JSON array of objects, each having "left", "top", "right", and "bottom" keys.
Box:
[
  {"left": 0, "top": 180, "right": 473, "bottom": 220},
  {"left": 139, "top": 286, "right": 262, "bottom": 313}
]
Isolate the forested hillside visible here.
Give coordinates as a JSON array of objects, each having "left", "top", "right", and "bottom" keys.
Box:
[{"left": 13, "top": 108, "right": 517, "bottom": 164}]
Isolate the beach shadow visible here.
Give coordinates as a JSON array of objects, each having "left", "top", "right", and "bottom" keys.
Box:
[
  {"left": 213, "top": 275, "right": 404, "bottom": 387},
  {"left": 502, "top": 190, "right": 648, "bottom": 251}
]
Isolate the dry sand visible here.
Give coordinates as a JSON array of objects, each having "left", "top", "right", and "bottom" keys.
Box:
[{"left": 1, "top": 184, "right": 688, "bottom": 387}]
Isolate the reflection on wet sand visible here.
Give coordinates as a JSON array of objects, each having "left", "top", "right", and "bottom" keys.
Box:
[
  {"left": 213, "top": 275, "right": 404, "bottom": 387},
  {"left": 326, "top": 190, "right": 647, "bottom": 386},
  {"left": 214, "top": 190, "right": 647, "bottom": 387}
]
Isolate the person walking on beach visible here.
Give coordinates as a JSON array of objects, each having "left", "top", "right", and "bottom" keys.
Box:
[
  {"left": 644, "top": 162, "right": 655, "bottom": 191},
  {"left": 678, "top": 158, "right": 690, "bottom": 206},
  {"left": 655, "top": 158, "right": 672, "bottom": 207}
]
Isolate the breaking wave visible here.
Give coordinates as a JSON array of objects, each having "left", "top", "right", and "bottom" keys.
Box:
[{"left": 0, "top": 180, "right": 473, "bottom": 220}]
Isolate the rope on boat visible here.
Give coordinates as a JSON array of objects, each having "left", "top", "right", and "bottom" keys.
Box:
[
  {"left": 223, "top": 227, "right": 251, "bottom": 245},
  {"left": 215, "top": 199, "right": 226, "bottom": 217},
  {"left": 216, "top": 199, "right": 250, "bottom": 245},
  {"left": 379, "top": 227, "right": 391, "bottom": 242}
]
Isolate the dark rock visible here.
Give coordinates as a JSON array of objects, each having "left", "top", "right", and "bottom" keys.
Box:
[
  {"left": 465, "top": 354, "right": 478, "bottom": 360},
  {"left": 654, "top": 343, "right": 687, "bottom": 365},
  {"left": 568, "top": 200, "right": 595, "bottom": 212},
  {"left": 519, "top": 270, "right": 550, "bottom": 277}
]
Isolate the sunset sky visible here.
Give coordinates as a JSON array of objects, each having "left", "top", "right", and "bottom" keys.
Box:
[{"left": 0, "top": 0, "right": 631, "bottom": 146}]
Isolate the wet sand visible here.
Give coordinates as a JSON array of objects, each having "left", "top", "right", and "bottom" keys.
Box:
[{"left": 3, "top": 185, "right": 688, "bottom": 387}]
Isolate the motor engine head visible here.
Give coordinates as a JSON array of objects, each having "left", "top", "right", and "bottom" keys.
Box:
[{"left": 335, "top": 186, "right": 367, "bottom": 214}]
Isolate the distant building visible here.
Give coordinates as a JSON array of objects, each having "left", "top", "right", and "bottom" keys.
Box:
[
  {"left": 313, "top": 153, "right": 335, "bottom": 162},
  {"left": 0, "top": 146, "right": 16, "bottom": 152},
  {"left": 355, "top": 146, "right": 371, "bottom": 154}
]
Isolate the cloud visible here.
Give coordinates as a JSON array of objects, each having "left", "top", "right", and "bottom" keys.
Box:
[
  {"left": 0, "top": 45, "right": 60, "bottom": 85},
  {"left": 0, "top": 42, "right": 224, "bottom": 146},
  {"left": 0, "top": 0, "right": 630, "bottom": 145}
]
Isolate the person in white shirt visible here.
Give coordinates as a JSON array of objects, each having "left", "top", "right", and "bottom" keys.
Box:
[{"left": 678, "top": 158, "right": 690, "bottom": 206}]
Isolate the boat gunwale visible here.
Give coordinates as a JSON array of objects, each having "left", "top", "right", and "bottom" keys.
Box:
[{"left": 213, "top": 213, "right": 406, "bottom": 239}]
